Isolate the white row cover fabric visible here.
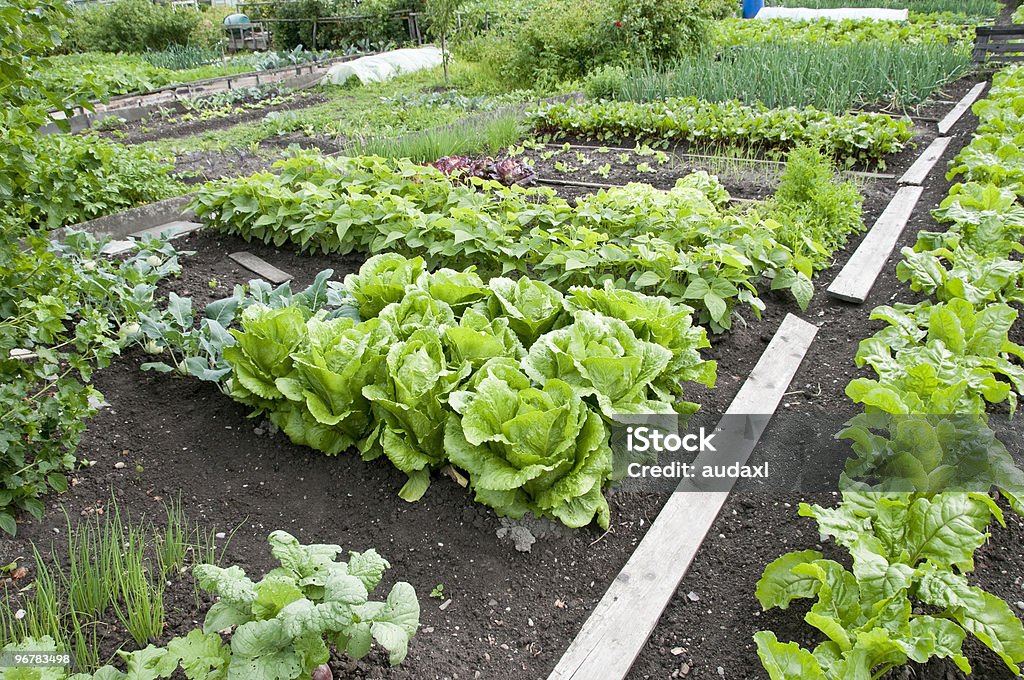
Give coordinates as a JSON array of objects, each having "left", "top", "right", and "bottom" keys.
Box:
[
  {"left": 322, "top": 46, "right": 444, "bottom": 86},
  {"left": 755, "top": 7, "right": 909, "bottom": 21}
]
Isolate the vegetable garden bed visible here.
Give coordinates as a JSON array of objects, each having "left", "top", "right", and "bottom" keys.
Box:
[
  {"left": 0, "top": 85, "right": 983, "bottom": 677},
  {"left": 8, "top": 5, "right": 1024, "bottom": 677}
]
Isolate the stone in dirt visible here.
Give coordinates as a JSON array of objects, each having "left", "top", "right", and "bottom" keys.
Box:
[{"left": 496, "top": 525, "right": 536, "bottom": 552}]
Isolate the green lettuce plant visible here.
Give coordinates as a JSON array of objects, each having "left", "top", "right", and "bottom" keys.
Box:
[
  {"left": 445, "top": 358, "right": 613, "bottom": 528},
  {"left": 523, "top": 311, "right": 676, "bottom": 417},
  {"left": 361, "top": 329, "right": 472, "bottom": 501}
]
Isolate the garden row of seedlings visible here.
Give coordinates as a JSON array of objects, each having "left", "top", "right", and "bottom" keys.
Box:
[{"left": 752, "top": 65, "right": 1024, "bottom": 678}]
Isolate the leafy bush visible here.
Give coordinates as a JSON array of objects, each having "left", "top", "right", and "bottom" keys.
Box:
[
  {"left": 270, "top": 0, "right": 419, "bottom": 50},
  {"left": 764, "top": 145, "right": 864, "bottom": 271},
  {"left": 610, "top": 0, "right": 732, "bottom": 62},
  {"left": 584, "top": 64, "right": 628, "bottom": 100},
  {"left": 67, "top": 0, "right": 204, "bottom": 53},
  {"left": 3, "top": 133, "right": 183, "bottom": 230}
]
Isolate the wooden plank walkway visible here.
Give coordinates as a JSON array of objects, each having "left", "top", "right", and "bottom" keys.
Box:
[
  {"left": 827, "top": 185, "right": 924, "bottom": 303},
  {"left": 898, "top": 136, "right": 951, "bottom": 186},
  {"left": 547, "top": 313, "right": 819, "bottom": 680},
  {"left": 229, "top": 252, "right": 294, "bottom": 284},
  {"left": 937, "top": 82, "right": 987, "bottom": 135}
]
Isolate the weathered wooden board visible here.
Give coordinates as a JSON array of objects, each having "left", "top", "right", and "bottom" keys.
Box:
[
  {"left": 898, "top": 136, "right": 951, "bottom": 186},
  {"left": 130, "top": 220, "right": 203, "bottom": 241},
  {"left": 99, "top": 220, "right": 202, "bottom": 256},
  {"left": 546, "top": 313, "right": 819, "bottom": 680},
  {"left": 827, "top": 185, "right": 924, "bottom": 303},
  {"left": 937, "top": 82, "right": 987, "bottom": 135},
  {"left": 228, "top": 252, "right": 294, "bottom": 284}
]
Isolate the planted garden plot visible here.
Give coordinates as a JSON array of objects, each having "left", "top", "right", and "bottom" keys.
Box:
[{"left": 7, "top": 1, "right": 1024, "bottom": 679}]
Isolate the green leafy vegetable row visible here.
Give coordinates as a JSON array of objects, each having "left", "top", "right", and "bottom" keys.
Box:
[
  {"left": 216, "top": 254, "right": 715, "bottom": 529},
  {"left": 2, "top": 531, "right": 420, "bottom": 679},
  {"left": 526, "top": 98, "right": 914, "bottom": 167},
  {"left": 754, "top": 65, "right": 1024, "bottom": 678},
  {"left": 192, "top": 154, "right": 816, "bottom": 333},
  {"left": 712, "top": 15, "right": 973, "bottom": 47}
]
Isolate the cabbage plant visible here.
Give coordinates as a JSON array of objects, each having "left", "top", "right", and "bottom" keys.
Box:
[{"left": 445, "top": 359, "right": 613, "bottom": 528}]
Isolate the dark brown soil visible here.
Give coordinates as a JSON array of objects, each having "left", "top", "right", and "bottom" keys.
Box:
[{"left": 3, "top": 67, "right": 1018, "bottom": 680}]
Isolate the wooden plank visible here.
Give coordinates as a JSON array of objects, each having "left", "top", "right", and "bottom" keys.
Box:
[
  {"left": 228, "top": 252, "right": 294, "bottom": 284},
  {"left": 827, "top": 185, "right": 924, "bottom": 303},
  {"left": 130, "top": 220, "right": 202, "bottom": 240},
  {"left": 938, "top": 82, "right": 987, "bottom": 135},
  {"left": 100, "top": 220, "right": 202, "bottom": 255},
  {"left": 898, "top": 136, "right": 951, "bottom": 186},
  {"left": 546, "top": 314, "right": 818, "bottom": 680}
]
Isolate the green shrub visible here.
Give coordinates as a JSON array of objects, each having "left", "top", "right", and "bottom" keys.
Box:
[
  {"left": 270, "top": 0, "right": 420, "bottom": 50},
  {"left": 458, "top": 0, "right": 727, "bottom": 90},
  {"left": 765, "top": 145, "right": 864, "bottom": 270},
  {"left": 584, "top": 64, "right": 628, "bottom": 100},
  {"left": 67, "top": 0, "right": 204, "bottom": 53},
  {"left": 610, "top": 0, "right": 731, "bottom": 62}
]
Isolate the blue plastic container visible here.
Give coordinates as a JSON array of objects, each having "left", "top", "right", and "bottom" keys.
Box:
[{"left": 742, "top": 0, "right": 763, "bottom": 18}]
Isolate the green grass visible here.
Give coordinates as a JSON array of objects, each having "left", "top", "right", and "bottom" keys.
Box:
[
  {"left": 615, "top": 43, "right": 972, "bottom": 114},
  {"left": 768, "top": 0, "right": 999, "bottom": 17},
  {"left": 348, "top": 112, "right": 526, "bottom": 162}
]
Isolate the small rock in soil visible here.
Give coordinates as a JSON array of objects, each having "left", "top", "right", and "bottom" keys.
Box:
[
  {"left": 495, "top": 525, "right": 536, "bottom": 552},
  {"left": 439, "top": 599, "right": 452, "bottom": 611},
  {"left": 686, "top": 591, "right": 700, "bottom": 602},
  {"left": 113, "top": 462, "right": 126, "bottom": 469}
]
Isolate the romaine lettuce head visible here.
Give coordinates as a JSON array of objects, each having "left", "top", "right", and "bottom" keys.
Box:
[
  {"left": 274, "top": 317, "right": 394, "bottom": 454},
  {"left": 224, "top": 304, "right": 308, "bottom": 406},
  {"left": 445, "top": 358, "right": 612, "bottom": 529},
  {"left": 414, "top": 267, "right": 489, "bottom": 311},
  {"left": 362, "top": 329, "right": 473, "bottom": 501},
  {"left": 485, "top": 276, "right": 567, "bottom": 345},
  {"left": 343, "top": 253, "right": 425, "bottom": 318},
  {"left": 378, "top": 289, "right": 456, "bottom": 341},
  {"left": 522, "top": 311, "right": 675, "bottom": 417},
  {"left": 565, "top": 282, "right": 717, "bottom": 403},
  {"left": 443, "top": 307, "right": 525, "bottom": 369}
]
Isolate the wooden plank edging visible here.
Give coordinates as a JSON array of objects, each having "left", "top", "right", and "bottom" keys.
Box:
[
  {"left": 547, "top": 313, "right": 819, "bottom": 680},
  {"left": 937, "top": 82, "right": 987, "bottom": 135},
  {"left": 898, "top": 136, "right": 952, "bottom": 186},
  {"left": 826, "top": 185, "right": 924, "bottom": 304}
]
